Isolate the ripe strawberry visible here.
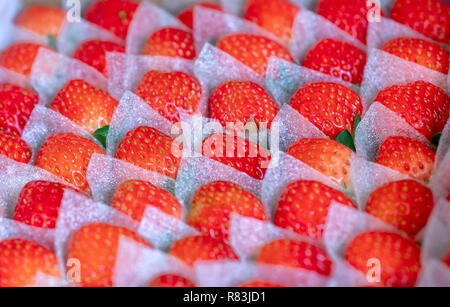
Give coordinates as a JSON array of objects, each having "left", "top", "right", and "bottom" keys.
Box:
[
  {"left": 148, "top": 274, "right": 196, "bottom": 287},
  {"left": 34, "top": 132, "right": 104, "bottom": 193},
  {"left": 0, "top": 132, "right": 32, "bottom": 163},
  {"left": 0, "top": 42, "right": 48, "bottom": 76},
  {"left": 391, "top": 0, "right": 450, "bottom": 44},
  {"left": 244, "top": 0, "right": 300, "bottom": 43},
  {"left": 274, "top": 180, "right": 356, "bottom": 239},
  {"left": 85, "top": 0, "right": 139, "bottom": 40},
  {"left": 0, "top": 238, "right": 61, "bottom": 287},
  {"left": 381, "top": 37, "right": 449, "bottom": 74},
  {"left": 344, "top": 231, "right": 421, "bottom": 287},
  {"left": 177, "top": 2, "right": 222, "bottom": 30},
  {"left": 375, "top": 136, "right": 435, "bottom": 182},
  {"left": 188, "top": 181, "right": 267, "bottom": 241},
  {"left": 15, "top": 5, "right": 66, "bottom": 38},
  {"left": 365, "top": 180, "right": 434, "bottom": 238},
  {"left": 202, "top": 133, "right": 271, "bottom": 180},
  {"left": 143, "top": 28, "right": 196, "bottom": 60},
  {"left": 72, "top": 39, "right": 125, "bottom": 77},
  {"left": 0, "top": 83, "right": 39, "bottom": 136},
  {"left": 303, "top": 38, "right": 367, "bottom": 85},
  {"left": 239, "top": 280, "right": 285, "bottom": 287},
  {"left": 67, "top": 222, "right": 150, "bottom": 287},
  {"left": 111, "top": 179, "right": 182, "bottom": 221},
  {"left": 13, "top": 180, "right": 76, "bottom": 229},
  {"left": 135, "top": 70, "right": 202, "bottom": 123},
  {"left": 209, "top": 80, "right": 279, "bottom": 130},
  {"left": 375, "top": 80, "right": 449, "bottom": 140},
  {"left": 50, "top": 79, "right": 118, "bottom": 134},
  {"left": 115, "top": 126, "right": 183, "bottom": 180},
  {"left": 289, "top": 82, "right": 363, "bottom": 139},
  {"left": 255, "top": 238, "right": 333, "bottom": 276},
  {"left": 286, "top": 138, "right": 353, "bottom": 190},
  {"left": 216, "top": 33, "right": 294, "bottom": 76}
]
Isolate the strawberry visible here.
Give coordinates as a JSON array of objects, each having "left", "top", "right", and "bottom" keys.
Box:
[
  {"left": 50, "top": 79, "right": 118, "bottom": 134},
  {"left": 344, "top": 231, "right": 421, "bottom": 287},
  {"left": 34, "top": 132, "right": 104, "bottom": 193},
  {"left": 115, "top": 126, "right": 183, "bottom": 180},
  {"left": 244, "top": 0, "right": 300, "bottom": 43},
  {"left": 110, "top": 179, "right": 182, "bottom": 221},
  {"left": 381, "top": 37, "right": 449, "bottom": 74},
  {"left": 148, "top": 274, "right": 196, "bottom": 287},
  {"left": 0, "top": 132, "right": 32, "bottom": 163},
  {"left": 274, "top": 180, "right": 356, "bottom": 239},
  {"left": 391, "top": 0, "right": 450, "bottom": 44},
  {"left": 0, "top": 42, "right": 48, "bottom": 76},
  {"left": 177, "top": 2, "right": 222, "bottom": 30},
  {"left": 375, "top": 80, "right": 449, "bottom": 140},
  {"left": 143, "top": 28, "right": 196, "bottom": 60},
  {"left": 169, "top": 235, "right": 238, "bottom": 267},
  {"left": 13, "top": 180, "right": 76, "bottom": 229},
  {"left": 443, "top": 250, "right": 450, "bottom": 267},
  {"left": 365, "top": 180, "right": 434, "bottom": 238},
  {"left": 0, "top": 238, "right": 61, "bottom": 287},
  {"left": 202, "top": 133, "right": 271, "bottom": 180},
  {"left": 15, "top": 5, "right": 66, "bottom": 38},
  {"left": 0, "top": 83, "right": 39, "bottom": 136},
  {"left": 188, "top": 181, "right": 267, "bottom": 241},
  {"left": 255, "top": 238, "right": 333, "bottom": 276},
  {"left": 85, "top": 0, "right": 139, "bottom": 40},
  {"left": 216, "top": 33, "right": 294, "bottom": 76},
  {"left": 67, "top": 222, "right": 150, "bottom": 287},
  {"left": 72, "top": 40, "right": 125, "bottom": 77},
  {"left": 375, "top": 136, "right": 435, "bottom": 182},
  {"left": 286, "top": 138, "right": 353, "bottom": 190},
  {"left": 302, "top": 38, "right": 367, "bottom": 85},
  {"left": 239, "top": 280, "right": 285, "bottom": 287},
  {"left": 289, "top": 82, "right": 363, "bottom": 139},
  {"left": 135, "top": 70, "right": 202, "bottom": 123}
]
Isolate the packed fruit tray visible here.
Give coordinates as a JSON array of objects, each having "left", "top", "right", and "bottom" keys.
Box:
[{"left": 0, "top": 0, "right": 448, "bottom": 288}]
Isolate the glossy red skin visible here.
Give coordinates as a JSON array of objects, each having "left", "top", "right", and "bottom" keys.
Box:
[
  {"left": 0, "top": 42, "right": 48, "bottom": 76},
  {"left": 143, "top": 28, "right": 196, "bottom": 60},
  {"left": 15, "top": 5, "right": 66, "bottom": 38},
  {"left": 177, "top": 2, "right": 222, "bottom": 30},
  {"left": 0, "top": 132, "right": 32, "bottom": 163},
  {"left": 149, "top": 274, "right": 196, "bottom": 287}
]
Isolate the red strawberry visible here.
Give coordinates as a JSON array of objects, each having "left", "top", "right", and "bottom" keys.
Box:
[
  {"left": 391, "top": 0, "right": 450, "bottom": 44},
  {"left": 202, "top": 133, "right": 271, "bottom": 180},
  {"left": 15, "top": 5, "right": 66, "bottom": 38},
  {"left": 255, "top": 238, "right": 333, "bottom": 276},
  {"left": 239, "top": 280, "right": 285, "bottom": 287},
  {"left": 143, "top": 28, "right": 196, "bottom": 60},
  {"left": 443, "top": 250, "right": 450, "bottom": 267},
  {"left": 67, "top": 222, "right": 150, "bottom": 287},
  {"left": 50, "top": 79, "right": 118, "bottom": 134},
  {"left": 209, "top": 80, "right": 279, "bottom": 130},
  {"left": 135, "top": 70, "right": 202, "bottom": 123},
  {"left": 188, "top": 181, "right": 267, "bottom": 242},
  {"left": 0, "top": 42, "right": 48, "bottom": 76},
  {"left": 381, "top": 37, "right": 449, "bottom": 74},
  {"left": 375, "top": 136, "right": 435, "bottom": 182},
  {"left": 286, "top": 138, "right": 353, "bottom": 190},
  {"left": 72, "top": 40, "right": 125, "bottom": 77},
  {"left": 110, "top": 179, "right": 182, "bottom": 221},
  {"left": 216, "top": 33, "right": 294, "bottom": 76},
  {"left": 375, "top": 80, "right": 449, "bottom": 140},
  {"left": 0, "top": 83, "right": 39, "bottom": 136},
  {"left": 344, "top": 231, "right": 421, "bottom": 287},
  {"left": 168, "top": 235, "right": 239, "bottom": 267},
  {"left": 0, "top": 132, "right": 32, "bottom": 163},
  {"left": 85, "top": 0, "right": 139, "bottom": 40},
  {"left": 115, "top": 126, "right": 183, "bottom": 180},
  {"left": 303, "top": 38, "right": 367, "bottom": 85},
  {"left": 13, "top": 180, "right": 77, "bottom": 229},
  {"left": 0, "top": 238, "right": 61, "bottom": 287},
  {"left": 274, "top": 180, "right": 356, "bottom": 239},
  {"left": 289, "top": 82, "right": 363, "bottom": 139},
  {"left": 148, "top": 274, "right": 196, "bottom": 287},
  {"left": 244, "top": 0, "right": 300, "bottom": 43},
  {"left": 365, "top": 180, "right": 434, "bottom": 238},
  {"left": 177, "top": 2, "right": 222, "bottom": 30},
  {"left": 34, "top": 132, "right": 104, "bottom": 193}
]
